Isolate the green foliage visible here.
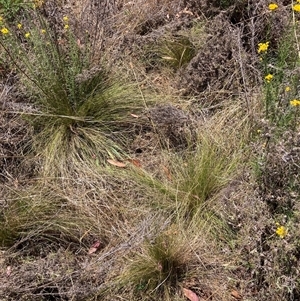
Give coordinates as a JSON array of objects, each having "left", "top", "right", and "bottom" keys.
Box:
[
  {"left": 0, "top": 0, "right": 25, "bottom": 19},
  {"left": 147, "top": 35, "right": 196, "bottom": 70},
  {"left": 159, "top": 36, "right": 195, "bottom": 69},
  {"left": 170, "top": 134, "right": 238, "bottom": 216},
  {"left": 0, "top": 9, "right": 143, "bottom": 176},
  {"left": 119, "top": 226, "right": 190, "bottom": 299},
  {"left": 260, "top": 23, "right": 300, "bottom": 129}
]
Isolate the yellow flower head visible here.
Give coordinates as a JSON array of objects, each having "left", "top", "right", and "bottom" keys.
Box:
[
  {"left": 34, "top": 0, "right": 44, "bottom": 8},
  {"left": 265, "top": 73, "right": 273, "bottom": 82},
  {"left": 41, "top": 29, "right": 46, "bottom": 34},
  {"left": 276, "top": 226, "right": 287, "bottom": 238},
  {"left": 17, "top": 23, "right": 22, "bottom": 29},
  {"left": 285, "top": 86, "right": 291, "bottom": 92},
  {"left": 63, "top": 16, "right": 69, "bottom": 23},
  {"left": 25, "top": 32, "right": 30, "bottom": 38},
  {"left": 268, "top": 3, "right": 278, "bottom": 10},
  {"left": 290, "top": 99, "right": 300, "bottom": 106},
  {"left": 64, "top": 24, "right": 69, "bottom": 30},
  {"left": 293, "top": 3, "right": 300, "bottom": 12},
  {"left": 1, "top": 27, "right": 9, "bottom": 35},
  {"left": 258, "top": 42, "right": 269, "bottom": 53}
]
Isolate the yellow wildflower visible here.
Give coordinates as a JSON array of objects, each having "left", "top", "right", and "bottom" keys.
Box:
[
  {"left": 34, "top": 0, "right": 44, "bottom": 8},
  {"left": 41, "top": 29, "right": 46, "bottom": 34},
  {"left": 1, "top": 27, "right": 9, "bottom": 35},
  {"left": 258, "top": 42, "right": 269, "bottom": 53},
  {"left": 293, "top": 3, "right": 300, "bottom": 12},
  {"left": 290, "top": 99, "right": 300, "bottom": 106},
  {"left": 285, "top": 86, "right": 291, "bottom": 92},
  {"left": 268, "top": 3, "right": 278, "bottom": 10},
  {"left": 17, "top": 23, "right": 22, "bottom": 29},
  {"left": 25, "top": 32, "right": 30, "bottom": 38},
  {"left": 63, "top": 16, "right": 69, "bottom": 23},
  {"left": 265, "top": 73, "right": 273, "bottom": 82},
  {"left": 64, "top": 24, "right": 69, "bottom": 30},
  {"left": 276, "top": 226, "right": 287, "bottom": 238}
]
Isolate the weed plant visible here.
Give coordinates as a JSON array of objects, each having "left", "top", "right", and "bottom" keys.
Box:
[
  {"left": 249, "top": 4, "right": 300, "bottom": 299},
  {"left": 0, "top": 7, "right": 143, "bottom": 176},
  {"left": 259, "top": 6, "right": 300, "bottom": 129},
  {"left": 0, "top": 0, "right": 30, "bottom": 20}
]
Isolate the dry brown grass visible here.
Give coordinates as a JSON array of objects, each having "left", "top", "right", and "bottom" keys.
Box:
[{"left": 0, "top": 0, "right": 300, "bottom": 301}]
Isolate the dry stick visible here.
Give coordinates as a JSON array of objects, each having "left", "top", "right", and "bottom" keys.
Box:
[
  {"left": 129, "top": 61, "right": 148, "bottom": 109},
  {"left": 129, "top": 61, "right": 165, "bottom": 147},
  {"left": 237, "top": 27, "right": 252, "bottom": 119},
  {"left": 0, "top": 40, "right": 50, "bottom": 100},
  {"left": 292, "top": 0, "right": 300, "bottom": 60}
]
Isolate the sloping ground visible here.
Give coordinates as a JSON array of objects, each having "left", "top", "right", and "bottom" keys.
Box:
[{"left": 0, "top": 0, "right": 299, "bottom": 300}]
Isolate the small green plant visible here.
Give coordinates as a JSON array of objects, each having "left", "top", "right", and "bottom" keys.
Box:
[
  {"left": 0, "top": 9, "right": 143, "bottom": 176},
  {"left": 0, "top": 0, "right": 24, "bottom": 19},
  {"left": 258, "top": 6, "right": 300, "bottom": 129},
  {"left": 170, "top": 133, "right": 239, "bottom": 216},
  {"left": 0, "top": 0, "right": 40, "bottom": 20},
  {"left": 118, "top": 225, "right": 191, "bottom": 300},
  {"left": 147, "top": 35, "right": 196, "bottom": 71},
  {"left": 157, "top": 35, "right": 196, "bottom": 70}
]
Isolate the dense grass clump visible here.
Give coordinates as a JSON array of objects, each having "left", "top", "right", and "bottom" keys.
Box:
[
  {"left": 0, "top": 1, "right": 300, "bottom": 301},
  {"left": 0, "top": 8, "right": 143, "bottom": 176}
]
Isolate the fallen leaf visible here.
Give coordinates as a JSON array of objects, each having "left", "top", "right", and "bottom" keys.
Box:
[
  {"left": 183, "top": 288, "right": 199, "bottom": 301},
  {"left": 231, "top": 289, "right": 242, "bottom": 300},
  {"left": 88, "top": 241, "right": 101, "bottom": 254},
  {"left": 130, "top": 113, "right": 140, "bottom": 118},
  {"left": 162, "top": 165, "right": 172, "bottom": 180},
  {"left": 107, "top": 159, "right": 126, "bottom": 168},
  {"left": 6, "top": 266, "right": 11, "bottom": 277},
  {"left": 77, "top": 39, "right": 84, "bottom": 48},
  {"left": 128, "top": 158, "right": 142, "bottom": 168}
]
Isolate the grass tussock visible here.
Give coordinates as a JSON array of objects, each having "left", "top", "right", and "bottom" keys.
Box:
[
  {"left": 0, "top": 0, "right": 300, "bottom": 301},
  {"left": 113, "top": 222, "right": 225, "bottom": 301},
  {"left": 0, "top": 8, "right": 144, "bottom": 177},
  {"left": 0, "top": 184, "right": 106, "bottom": 250},
  {"left": 120, "top": 226, "right": 190, "bottom": 295}
]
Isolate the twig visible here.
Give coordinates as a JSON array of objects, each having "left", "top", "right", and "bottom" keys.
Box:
[{"left": 292, "top": 0, "right": 300, "bottom": 60}]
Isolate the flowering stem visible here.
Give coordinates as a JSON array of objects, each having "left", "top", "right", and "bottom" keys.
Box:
[
  {"left": 292, "top": 0, "right": 300, "bottom": 60},
  {"left": 0, "top": 38, "right": 49, "bottom": 98}
]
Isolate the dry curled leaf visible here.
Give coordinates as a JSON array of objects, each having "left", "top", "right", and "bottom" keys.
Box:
[
  {"left": 107, "top": 159, "right": 126, "bottom": 168},
  {"left": 231, "top": 289, "right": 242, "bottom": 300},
  {"left": 162, "top": 165, "right": 172, "bottom": 180},
  {"left": 128, "top": 158, "right": 142, "bottom": 167},
  {"left": 183, "top": 288, "right": 199, "bottom": 301},
  {"left": 88, "top": 241, "right": 101, "bottom": 255}
]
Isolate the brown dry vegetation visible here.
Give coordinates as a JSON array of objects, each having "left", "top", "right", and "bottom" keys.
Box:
[{"left": 0, "top": 0, "right": 299, "bottom": 300}]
